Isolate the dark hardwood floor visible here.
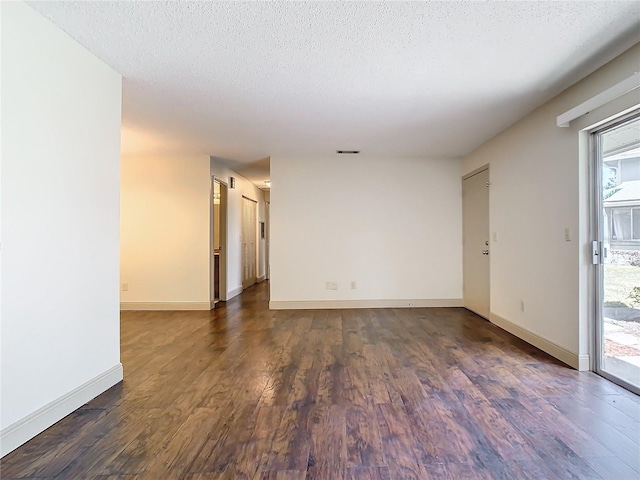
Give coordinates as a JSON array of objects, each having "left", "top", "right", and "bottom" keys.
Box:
[{"left": 2, "top": 281, "right": 640, "bottom": 479}]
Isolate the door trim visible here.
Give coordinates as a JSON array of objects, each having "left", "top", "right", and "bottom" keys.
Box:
[
  {"left": 211, "top": 177, "right": 228, "bottom": 303},
  {"left": 463, "top": 163, "right": 490, "bottom": 181}
]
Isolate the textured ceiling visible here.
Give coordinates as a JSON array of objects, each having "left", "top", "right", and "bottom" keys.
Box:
[{"left": 28, "top": 1, "right": 640, "bottom": 170}]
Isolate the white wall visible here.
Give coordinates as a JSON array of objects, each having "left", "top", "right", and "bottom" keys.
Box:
[
  {"left": 462, "top": 42, "right": 640, "bottom": 369},
  {"left": 210, "top": 159, "right": 267, "bottom": 298},
  {"left": 270, "top": 155, "right": 463, "bottom": 308},
  {"left": 120, "top": 155, "right": 211, "bottom": 308},
  {"left": 1, "top": 2, "right": 122, "bottom": 456},
  {"left": 119, "top": 156, "right": 265, "bottom": 309}
]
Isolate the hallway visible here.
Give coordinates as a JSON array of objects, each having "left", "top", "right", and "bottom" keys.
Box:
[{"left": 2, "top": 281, "right": 639, "bottom": 479}]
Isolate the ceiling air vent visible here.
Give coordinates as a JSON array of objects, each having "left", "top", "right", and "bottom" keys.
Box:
[{"left": 336, "top": 150, "right": 360, "bottom": 154}]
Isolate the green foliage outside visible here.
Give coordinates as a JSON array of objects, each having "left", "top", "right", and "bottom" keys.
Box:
[
  {"left": 628, "top": 286, "right": 640, "bottom": 307},
  {"left": 603, "top": 187, "right": 622, "bottom": 199}
]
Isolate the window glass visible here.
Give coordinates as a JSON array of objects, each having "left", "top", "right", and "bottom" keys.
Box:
[{"left": 612, "top": 208, "right": 632, "bottom": 240}]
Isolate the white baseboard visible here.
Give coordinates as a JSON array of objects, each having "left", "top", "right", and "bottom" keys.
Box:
[
  {"left": 227, "top": 286, "right": 243, "bottom": 300},
  {"left": 257, "top": 274, "right": 266, "bottom": 283},
  {"left": 269, "top": 298, "right": 464, "bottom": 310},
  {"left": 0, "top": 363, "right": 123, "bottom": 458},
  {"left": 578, "top": 354, "right": 590, "bottom": 371},
  {"left": 489, "top": 313, "right": 581, "bottom": 370},
  {"left": 120, "top": 302, "right": 211, "bottom": 311}
]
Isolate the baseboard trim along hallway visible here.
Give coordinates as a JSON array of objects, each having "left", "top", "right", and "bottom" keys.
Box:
[
  {"left": 269, "top": 298, "right": 464, "bottom": 310},
  {"left": 120, "top": 302, "right": 211, "bottom": 311},
  {"left": 0, "top": 363, "right": 123, "bottom": 457}
]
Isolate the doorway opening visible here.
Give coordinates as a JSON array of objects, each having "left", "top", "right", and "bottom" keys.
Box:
[
  {"left": 212, "top": 178, "right": 228, "bottom": 305},
  {"left": 592, "top": 111, "right": 640, "bottom": 394}
]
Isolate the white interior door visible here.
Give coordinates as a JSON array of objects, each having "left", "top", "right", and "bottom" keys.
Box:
[
  {"left": 242, "top": 197, "right": 257, "bottom": 289},
  {"left": 463, "top": 168, "right": 490, "bottom": 318}
]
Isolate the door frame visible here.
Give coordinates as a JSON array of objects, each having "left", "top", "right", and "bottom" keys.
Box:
[
  {"left": 265, "top": 201, "right": 270, "bottom": 280},
  {"left": 462, "top": 164, "right": 491, "bottom": 319},
  {"left": 211, "top": 177, "right": 229, "bottom": 303}
]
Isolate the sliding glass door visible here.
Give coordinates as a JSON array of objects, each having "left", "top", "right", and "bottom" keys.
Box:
[{"left": 593, "top": 112, "right": 640, "bottom": 393}]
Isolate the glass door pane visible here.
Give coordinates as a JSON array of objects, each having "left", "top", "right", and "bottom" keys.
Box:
[{"left": 596, "top": 114, "right": 640, "bottom": 393}]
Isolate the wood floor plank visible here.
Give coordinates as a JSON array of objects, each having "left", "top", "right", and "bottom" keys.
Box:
[
  {"left": 492, "top": 397, "right": 605, "bottom": 479},
  {"left": 454, "top": 397, "right": 558, "bottom": 479},
  {"left": 1, "top": 281, "right": 638, "bottom": 480},
  {"left": 186, "top": 403, "right": 259, "bottom": 474},
  {"left": 566, "top": 391, "right": 640, "bottom": 442},
  {"left": 0, "top": 408, "right": 108, "bottom": 478},
  {"left": 345, "top": 406, "right": 385, "bottom": 468},
  {"left": 585, "top": 456, "right": 640, "bottom": 480},
  {"left": 138, "top": 407, "right": 219, "bottom": 478},
  {"left": 521, "top": 396, "right": 618, "bottom": 460},
  {"left": 422, "top": 461, "right": 494, "bottom": 480},
  {"left": 93, "top": 476, "right": 141, "bottom": 480},
  {"left": 376, "top": 403, "right": 428, "bottom": 479},
  {"left": 545, "top": 395, "right": 640, "bottom": 473},
  {"left": 254, "top": 471, "right": 307, "bottom": 480},
  {"left": 228, "top": 406, "right": 286, "bottom": 479},
  {"left": 99, "top": 407, "right": 187, "bottom": 475},
  {"left": 597, "top": 393, "right": 640, "bottom": 419},
  {"left": 345, "top": 466, "right": 391, "bottom": 480},
  {"left": 305, "top": 405, "right": 347, "bottom": 480},
  {"left": 258, "top": 404, "right": 312, "bottom": 472}
]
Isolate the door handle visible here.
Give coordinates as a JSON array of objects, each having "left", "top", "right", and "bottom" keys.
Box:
[{"left": 482, "top": 250, "right": 489, "bottom": 255}]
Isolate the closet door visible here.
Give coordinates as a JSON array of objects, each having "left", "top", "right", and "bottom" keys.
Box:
[{"left": 463, "top": 167, "right": 490, "bottom": 319}]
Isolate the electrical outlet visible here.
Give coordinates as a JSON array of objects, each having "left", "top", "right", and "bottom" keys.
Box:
[
  {"left": 350, "top": 281, "right": 357, "bottom": 289},
  {"left": 520, "top": 300, "right": 525, "bottom": 312},
  {"left": 564, "top": 228, "right": 571, "bottom": 242},
  {"left": 326, "top": 282, "right": 337, "bottom": 290},
  {"left": 122, "top": 282, "right": 129, "bottom": 292}
]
